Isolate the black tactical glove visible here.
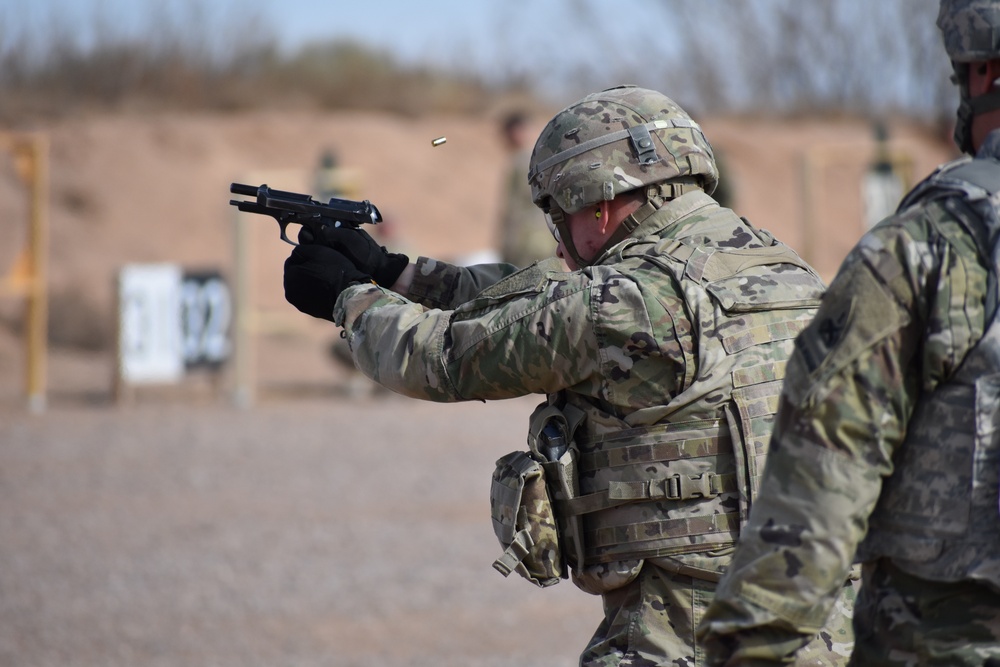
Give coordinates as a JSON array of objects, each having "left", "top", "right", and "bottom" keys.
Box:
[
  {"left": 298, "top": 224, "right": 409, "bottom": 288},
  {"left": 283, "top": 244, "right": 371, "bottom": 321}
]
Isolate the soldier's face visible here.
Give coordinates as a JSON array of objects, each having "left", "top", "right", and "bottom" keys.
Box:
[{"left": 556, "top": 204, "right": 610, "bottom": 270}]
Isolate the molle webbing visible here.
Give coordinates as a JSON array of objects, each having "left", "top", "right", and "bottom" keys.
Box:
[
  {"left": 557, "top": 422, "right": 737, "bottom": 518},
  {"left": 555, "top": 472, "right": 736, "bottom": 517},
  {"left": 576, "top": 420, "right": 728, "bottom": 471},
  {"left": 585, "top": 513, "right": 740, "bottom": 555},
  {"left": 571, "top": 363, "right": 790, "bottom": 565},
  {"left": 730, "top": 372, "right": 788, "bottom": 517},
  {"left": 723, "top": 321, "right": 806, "bottom": 353},
  {"left": 568, "top": 416, "right": 742, "bottom": 564},
  {"left": 733, "top": 360, "right": 787, "bottom": 387}
]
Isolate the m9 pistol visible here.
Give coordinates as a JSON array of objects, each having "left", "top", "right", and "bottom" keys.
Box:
[{"left": 229, "top": 182, "right": 382, "bottom": 245}]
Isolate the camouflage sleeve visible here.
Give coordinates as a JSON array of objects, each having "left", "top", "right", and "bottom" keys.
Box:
[
  {"left": 404, "top": 256, "right": 521, "bottom": 309},
  {"left": 331, "top": 263, "right": 604, "bottom": 402},
  {"left": 698, "top": 204, "right": 989, "bottom": 664}
]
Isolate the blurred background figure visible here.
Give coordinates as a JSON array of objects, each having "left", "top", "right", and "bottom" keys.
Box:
[
  {"left": 495, "top": 110, "right": 555, "bottom": 267},
  {"left": 312, "top": 148, "right": 347, "bottom": 200},
  {"left": 710, "top": 148, "right": 735, "bottom": 209},
  {"left": 861, "top": 120, "right": 908, "bottom": 231},
  {"left": 311, "top": 148, "right": 411, "bottom": 396}
]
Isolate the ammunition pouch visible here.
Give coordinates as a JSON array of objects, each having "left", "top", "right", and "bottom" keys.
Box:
[
  {"left": 489, "top": 402, "right": 586, "bottom": 587},
  {"left": 490, "top": 451, "right": 564, "bottom": 587}
]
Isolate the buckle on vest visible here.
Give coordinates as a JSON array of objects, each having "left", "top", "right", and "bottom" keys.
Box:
[{"left": 665, "top": 473, "right": 721, "bottom": 500}]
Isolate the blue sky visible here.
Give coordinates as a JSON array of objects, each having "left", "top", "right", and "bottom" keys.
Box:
[
  {"left": 1, "top": 0, "right": 951, "bottom": 118},
  {"left": 2, "top": 0, "right": 664, "bottom": 95},
  {"left": 5, "top": 0, "right": 503, "bottom": 58}
]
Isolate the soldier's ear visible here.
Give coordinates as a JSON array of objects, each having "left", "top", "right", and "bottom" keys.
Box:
[
  {"left": 970, "top": 58, "right": 1000, "bottom": 96},
  {"left": 596, "top": 202, "right": 611, "bottom": 234}
]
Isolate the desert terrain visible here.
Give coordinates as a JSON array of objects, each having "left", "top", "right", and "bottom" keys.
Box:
[{"left": 0, "top": 108, "right": 955, "bottom": 666}]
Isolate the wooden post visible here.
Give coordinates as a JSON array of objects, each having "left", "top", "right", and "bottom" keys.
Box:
[
  {"left": 24, "top": 136, "right": 49, "bottom": 414},
  {"left": 232, "top": 205, "right": 255, "bottom": 409}
]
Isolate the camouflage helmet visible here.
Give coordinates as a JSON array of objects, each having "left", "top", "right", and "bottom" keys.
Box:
[
  {"left": 937, "top": 0, "right": 1000, "bottom": 62},
  {"left": 527, "top": 85, "right": 718, "bottom": 215},
  {"left": 937, "top": 0, "right": 1000, "bottom": 153}
]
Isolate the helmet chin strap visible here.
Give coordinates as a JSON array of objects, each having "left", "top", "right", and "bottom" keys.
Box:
[
  {"left": 545, "top": 206, "right": 589, "bottom": 269},
  {"left": 952, "top": 61, "right": 1000, "bottom": 154},
  {"left": 553, "top": 220, "right": 588, "bottom": 269},
  {"left": 547, "top": 177, "right": 704, "bottom": 267}
]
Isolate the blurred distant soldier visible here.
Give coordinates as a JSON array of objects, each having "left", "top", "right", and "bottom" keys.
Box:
[
  {"left": 862, "top": 121, "right": 907, "bottom": 231},
  {"left": 281, "top": 85, "right": 853, "bottom": 665},
  {"left": 698, "top": 1, "right": 1000, "bottom": 664},
  {"left": 495, "top": 110, "right": 554, "bottom": 267},
  {"left": 711, "top": 148, "right": 735, "bottom": 209},
  {"left": 312, "top": 146, "right": 399, "bottom": 393},
  {"left": 313, "top": 149, "right": 345, "bottom": 200}
]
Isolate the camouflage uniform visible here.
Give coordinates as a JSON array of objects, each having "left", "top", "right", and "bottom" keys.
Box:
[
  {"left": 697, "top": 4, "right": 1000, "bottom": 660},
  {"left": 332, "top": 87, "right": 852, "bottom": 666}
]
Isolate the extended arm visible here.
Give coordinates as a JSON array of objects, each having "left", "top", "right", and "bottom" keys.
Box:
[{"left": 333, "top": 262, "right": 597, "bottom": 402}]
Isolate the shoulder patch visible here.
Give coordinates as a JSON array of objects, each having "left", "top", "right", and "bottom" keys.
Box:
[{"left": 793, "top": 262, "right": 908, "bottom": 380}]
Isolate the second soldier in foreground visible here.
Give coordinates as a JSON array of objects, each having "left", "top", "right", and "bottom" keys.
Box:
[
  {"left": 698, "top": 1, "right": 1000, "bottom": 664},
  {"left": 282, "top": 85, "right": 854, "bottom": 666}
]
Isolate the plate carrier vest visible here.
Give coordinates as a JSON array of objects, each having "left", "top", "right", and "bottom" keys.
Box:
[{"left": 543, "top": 207, "right": 825, "bottom": 570}]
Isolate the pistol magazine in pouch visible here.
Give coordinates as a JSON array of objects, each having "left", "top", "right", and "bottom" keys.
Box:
[
  {"left": 488, "top": 403, "right": 586, "bottom": 588},
  {"left": 530, "top": 405, "right": 586, "bottom": 574}
]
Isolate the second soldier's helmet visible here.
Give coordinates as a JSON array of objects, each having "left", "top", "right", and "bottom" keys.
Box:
[
  {"left": 938, "top": 0, "right": 1000, "bottom": 63},
  {"left": 527, "top": 85, "right": 718, "bottom": 214},
  {"left": 937, "top": 0, "right": 1000, "bottom": 153}
]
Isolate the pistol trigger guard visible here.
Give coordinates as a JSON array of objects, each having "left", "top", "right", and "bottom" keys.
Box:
[{"left": 278, "top": 221, "right": 296, "bottom": 246}]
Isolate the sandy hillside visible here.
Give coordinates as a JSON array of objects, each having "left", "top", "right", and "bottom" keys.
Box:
[{"left": 0, "top": 109, "right": 955, "bottom": 406}]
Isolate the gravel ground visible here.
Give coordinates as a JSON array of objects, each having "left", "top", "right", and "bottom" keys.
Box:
[{"left": 0, "top": 391, "right": 598, "bottom": 667}]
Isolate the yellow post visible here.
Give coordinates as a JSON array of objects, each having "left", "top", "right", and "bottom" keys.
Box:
[{"left": 0, "top": 133, "right": 48, "bottom": 413}]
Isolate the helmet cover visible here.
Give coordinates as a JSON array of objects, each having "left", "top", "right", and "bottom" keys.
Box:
[
  {"left": 938, "top": 0, "right": 1000, "bottom": 152},
  {"left": 528, "top": 85, "right": 718, "bottom": 214}
]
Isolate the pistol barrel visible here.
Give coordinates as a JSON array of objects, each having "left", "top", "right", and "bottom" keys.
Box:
[{"left": 230, "top": 182, "right": 259, "bottom": 197}]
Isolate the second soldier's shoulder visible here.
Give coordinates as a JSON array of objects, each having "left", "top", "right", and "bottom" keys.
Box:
[
  {"left": 876, "top": 180, "right": 986, "bottom": 269},
  {"left": 978, "top": 127, "right": 1000, "bottom": 160}
]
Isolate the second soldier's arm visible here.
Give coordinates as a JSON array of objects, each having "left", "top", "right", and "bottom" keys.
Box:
[{"left": 697, "top": 204, "right": 990, "bottom": 664}]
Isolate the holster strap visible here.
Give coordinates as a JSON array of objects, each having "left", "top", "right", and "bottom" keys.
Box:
[{"left": 492, "top": 528, "right": 534, "bottom": 578}]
